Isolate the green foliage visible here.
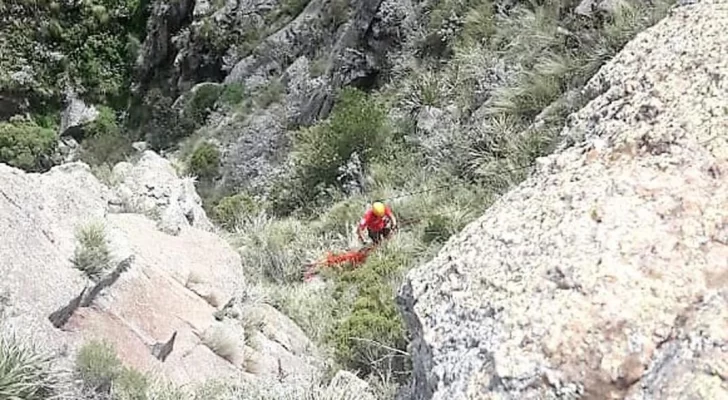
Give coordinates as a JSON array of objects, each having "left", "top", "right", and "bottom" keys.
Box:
[
  {"left": 76, "top": 340, "right": 152, "bottom": 398},
  {"left": 71, "top": 221, "right": 111, "bottom": 281},
  {"left": 188, "top": 142, "right": 221, "bottom": 180},
  {"left": 330, "top": 250, "right": 410, "bottom": 378},
  {"left": 76, "top": 340, "right": 122, "bottom": 392},
  {"left": 0, "top": 0, "right": 147, "bottom": 107},
  {"left": 220, "top": 83, "right": 247, "bottom": 106},
  {"left": 184, "top": 84, "right": 223, "bottom": 127},
  {"left": 253, "top": 79, "right": 285, "bottom": 108},
  {"left": 0, "top": 333, "right": 62, "bottom": 400},
  {"left": 141, "top": 89, "right": 195, "bottom": 151},
  {"left": 0, "top": 119, "right": 56, "bottom": 172},
  {"left": 236, "top": 217, "right": 332, "bottom": 284},
  {"left": 79, "top": 106, "right": 134, "bottom": 166},
  {"left": 113, "top": 368, "right": 150, "bottom": 400},
  {"left": 141, "top": 85, "right": 225, "bottom": 152},
  {"left": 290, "top": 87, "right": 388, "bottom": 196},
  {"left": 324, "top": 0, "right": 350, "bottom": 28},
  {"left": 421, "top": 213, "right": 455, "bottom": 245},
  {"left": 281, "top": 0, "right": 311, "bottom": 17},
  {"left": 458, "top": 1, "right": 497, "bottom": 46},
  {"left": 212, "top": 193, "right": 260, "bottom": 230}
]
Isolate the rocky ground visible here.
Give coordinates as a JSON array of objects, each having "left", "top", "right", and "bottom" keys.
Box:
[
  {"left": 0, "top": 150, "right": 334, "bottom": 391},
  {"left": 1, "top": 0, "right": 709, "bottom": 398},
  {"left": 398, "top": 0, "right": 728, "bottom": 399}
]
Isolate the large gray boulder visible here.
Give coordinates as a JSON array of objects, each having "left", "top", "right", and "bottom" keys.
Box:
[
  {"left": 398, "top": 1, "right": 728, "bottom": 399},
  {"left": 110, "top": 150, "right": 214, "bottom": 235},
  {"left": 0, "top": 151, "right": 322, "bottom": 387}
]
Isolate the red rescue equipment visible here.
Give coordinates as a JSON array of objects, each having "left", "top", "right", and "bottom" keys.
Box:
[{"left": 303, "top": 243, "right": 378, "bottom": 281}]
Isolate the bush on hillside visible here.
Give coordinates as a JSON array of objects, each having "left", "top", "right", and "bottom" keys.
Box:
[
  {"left": 183, "top": 84, "right": 224, "bottom": 127},
  {"left": 282, "top": 88, "right": 388, "bottom": 212},
  {"left": 141, "top": 89, "right": 196, "bottom": 151},
  {"left": 0, "top": 118, "right": 56, "bottom": 172},
  {"left": 0, "top": 333, "right": 63, "bottom": 400},
  {"left": 76, "top": 340, "right": 121, "bottom": 392},
  {"left": 71, "top": 221, "right": 112, "bottom": 281},
  {"left": 76, "top": 340, "right": 152, "bottom": 398},
  {"left": 188, "top": 142, "right": 221, "bottom": 181},
  {"left": 0, "top": 0, "right": 145, "bottom": 108},
  {"left": 213, "top": 193, "right": 260, "bottom": 230},
  {"left": 219, "top": 83, "right": 247, "bottom": 106},
  {"left": 237, "top": 217, "right": 332, "bottom": 284},
  {"left": 78, "top": 106, "right": 134, "bottom": 166},
  {"left": 330, "top": 251, "right": 410, "bottom": 379}
]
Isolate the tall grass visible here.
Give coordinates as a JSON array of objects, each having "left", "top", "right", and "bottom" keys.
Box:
[
  {"left": 211, "top": 0, "right": 676, "bottom": 396},
  {"left": 0, "top": 333, "right": 64, "bottom": 400}
]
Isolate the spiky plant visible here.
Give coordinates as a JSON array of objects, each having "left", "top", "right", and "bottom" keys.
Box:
[{"left": 0, "top": 333, "right": 63, "bottom": 400}]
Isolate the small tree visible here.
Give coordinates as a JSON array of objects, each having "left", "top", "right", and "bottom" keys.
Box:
[{"left": 291, "top": 87, "right": 388, "bottom": 199}]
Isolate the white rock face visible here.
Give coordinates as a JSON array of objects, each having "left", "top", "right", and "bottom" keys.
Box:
[
  {"left": 110, "top": 150, "right": 214, "bottom": 235},
  {"left": 59, "top": 91, "right": 99, "bottom": 135},
  {"left": 0, "top": 151, "right": 321, "bottom": 387},
  {"left": 398, "top": 1, "right": 728, "bottom": 399}
]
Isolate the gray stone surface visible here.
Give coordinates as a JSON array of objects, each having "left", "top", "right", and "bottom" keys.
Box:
[
  {"left": 110, "top": 150, "right": 214, "bottom": 235},
  {"left": 0, "top": 151, "right": 323, "bottom": 387},
  {"left": 398, "top": 1, "right": 728, "bottom": 399}
]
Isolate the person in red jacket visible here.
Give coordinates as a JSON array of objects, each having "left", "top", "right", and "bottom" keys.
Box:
[{"left": 357, "top": 201, "right": 398, "bottom": 245}]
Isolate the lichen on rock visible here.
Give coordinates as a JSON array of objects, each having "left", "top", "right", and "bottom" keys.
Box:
[{"left": 398, "top": 1, "right": 728, "bottom": 398}]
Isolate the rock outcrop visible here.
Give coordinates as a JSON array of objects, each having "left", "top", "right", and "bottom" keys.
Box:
[
  {"left": 135, "top": 0, "right": 418, "bottom": 191},
  {"left": 109, "top": 150, "right": 214, "bottom": 235},
  {"left": 0, "top": 151, "right": 320, "bottom": 386},
  {"left": 398, "top": 1, "right": 728, "bottom": 399}
]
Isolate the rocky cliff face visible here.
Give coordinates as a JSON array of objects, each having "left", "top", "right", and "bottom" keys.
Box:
[
  {"left": 136, "top": 0, "right": 419, "bottom": 191},
  {"left": 398, "top": 1, "right": 728, "bottom": 399},
  {"left": 0, "top": 150, "right": 321, "bottom": 387}
]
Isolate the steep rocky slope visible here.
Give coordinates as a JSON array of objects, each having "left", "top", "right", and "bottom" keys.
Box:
[
  {"left": 0, "top": 150, "right": 321, "bottom": 387},
  {"left": 398, "top": 0, "right": 728, "bottom": 399},
  {"left": 134, "top": 0, "right": 419, "bottom": 191}
]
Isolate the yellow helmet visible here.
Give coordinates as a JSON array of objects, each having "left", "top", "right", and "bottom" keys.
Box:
[{"left": 372, "top": 202, "right": 386, "bottom": 217}]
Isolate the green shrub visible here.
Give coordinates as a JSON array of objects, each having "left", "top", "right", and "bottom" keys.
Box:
[
  {"left": 290, "top": 87, "right": 388, "bottom": 201},
  {"left": 79, "top": 131, "right": 134, "bottom": 166},
  {"left": 281, "top": 0, "right": 311, "bottom": 17},
  {"left": 141, "top": 89, "right": 196, "bottom": 151},
  {"left": 421, "top": 213, "right": 455, "bottom": 245},
  {"left": 315, "top": 196, "right": 366, "bottom": 237},
  {"left": 212, "top": 193, "right": 260, "bottom": 230},
  {"left": 237, "top": 217, "right": 329, "bottom": 284},
  {"left": 76, "top": 340, "right": 122, "bottom": 393},
  {"left": 330, "top": 251, "right": 410, "bottom": 378},
  {"left": 184, "top": 84, "right": 224, "bottom": 127},
  {"left": 0, "top": 333, "right": 62, "bottom": 400},
  {"left": 188, "top": 142, "right": 220, "bottom": 180},
  {"left": 76, "top": 340, "right": 152, "bottom": 399},
  {"left": 71, "top": 221, "right": 111, "bottom": 281},
  {"left": 253, "top": 79, "right": 285, "bottom": 108},
  {"left": 78, "top": 106, "right": 134, "bottom": 166},
  {"left": 220, "top": 83, "right": 247, "bottom": 106},
  {"left": 0, "top": 0, "right": 146, "bottom": 108},
  {"left": 325, "top": 0, "right": 350, "bottom": 28},
  {"left": 84, "top": 105, "right": 119, "bottom": 138},
  {"left": 0, "top": 119, "right": 56, "bottom": 172},
  {"left": 113, "top": 367, "right": 150, "bottom": 400}
]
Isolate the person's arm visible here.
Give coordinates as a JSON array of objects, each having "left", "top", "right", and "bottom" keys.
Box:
[
  {"left": 386, "top": 208, "right": 398, "bottom": 229},
  {"left": 357, "top": 217, "right": 367, "bottom": 243}
]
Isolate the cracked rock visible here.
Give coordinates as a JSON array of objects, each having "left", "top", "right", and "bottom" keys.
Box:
[{"left": 398, "top": 1, "right": 728, "bottom": 399}]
